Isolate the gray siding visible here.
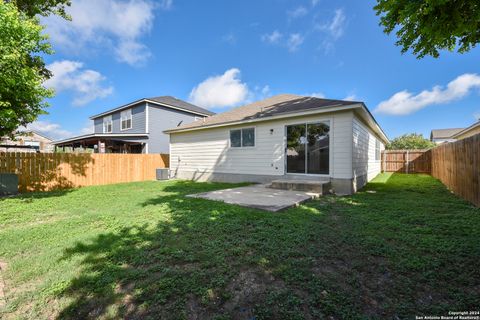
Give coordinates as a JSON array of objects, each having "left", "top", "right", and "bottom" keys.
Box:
[
  {"left": 92, "top": 101, "right": 207, "bottom": 154},
  {"left": 94, "top": 103, "right": 146, "bottom": 134},
  {"left": 94, "top": 118, "right": 103, "bottom": 133},
  {"left": 147, "top": 104, "right": 201, "bottom": 153}
]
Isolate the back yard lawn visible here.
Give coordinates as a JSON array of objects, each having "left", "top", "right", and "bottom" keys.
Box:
[{"left": 0, "top": 174, "right": 479, "bottom": 319}]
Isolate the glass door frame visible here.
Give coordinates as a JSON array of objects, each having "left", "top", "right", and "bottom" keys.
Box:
[{"left": 284, "top": 119, "right": 331, "bottom": 177}]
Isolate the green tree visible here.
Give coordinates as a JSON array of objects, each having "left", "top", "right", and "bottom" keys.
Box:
[
  {"left": 374, "top": 0, "right": 480, "bottom": 58},
  {"left": 386, "top": 133, "right": 436, "bottom": 150},
  {"left": 0, "top": 1, "right": 53, "bottom": 138},
  {"left": 7, "top": 0, "right": 71, "bottom": 19}
]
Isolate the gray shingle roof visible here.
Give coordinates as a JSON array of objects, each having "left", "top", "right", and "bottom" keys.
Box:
[
  {"left": 90, "top": 96, "right": 214, "bottom": 119},
  {"left": 147, "top": 96, "right": 215, "bottom": 116},
  {"left": 430, "top": 128, "right": 464, "bottom": 139},
  {"left": 165, "top": 94, "right": 360, "bottom": 132}
]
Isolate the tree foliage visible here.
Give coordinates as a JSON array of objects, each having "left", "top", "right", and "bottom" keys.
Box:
[
  {"left": 0, "top": 1, "right": 53, "bottom": 138},
  {"left": 386, "top": 133, "right": 436, "bottom": 150},
  {"left": 374, "top": 0, "right": 480, "bottom": 58},
  {"left": 7, "top": 0, "right": 71, "bottom": 19}
]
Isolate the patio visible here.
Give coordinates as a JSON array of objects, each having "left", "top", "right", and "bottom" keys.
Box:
[{"left": 187, "top": 184, "right": 320, "bottom": 212}]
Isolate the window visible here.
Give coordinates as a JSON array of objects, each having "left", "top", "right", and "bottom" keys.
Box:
[
  {"left": 103, "top": 115, "right": 112, "bottom": 133},
  {"left": 230, "top": 128, "right": 255, "bottom": 147},
  {"left": 194, "top": 116, "right": 202, "bottom": 121},
  {"left": 242, "top": 128, "right": 255, "bottom": 147},
  {"left": 375, "top": 139, "right": 381, "bottom": 161},
  {"left": 121, "top": 109, "right": 132, "bottom": 130}
]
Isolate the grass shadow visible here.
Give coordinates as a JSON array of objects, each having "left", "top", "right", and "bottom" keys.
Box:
[{"left": 53, "top": 175, "right": 480, "bottom": 319}]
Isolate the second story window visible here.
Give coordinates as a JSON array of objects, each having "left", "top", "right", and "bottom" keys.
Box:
[
  {"left": 121, "top": 109, "right": 132, "bottom": 130},
  {"left": 103, "top": 115, "right": 112, "bottom": 133}
]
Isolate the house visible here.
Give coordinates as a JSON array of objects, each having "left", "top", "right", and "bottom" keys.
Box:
[
  {"left": 53, "top": 96, "right": 214, "bottom": 153},
  {"left": 165, "top": 94, "right": 389, "bottom": 195},
  {"left": 0, "top": 131, "right": 53, "bottom": 153},
  {"left": 430, "top": 128, "right": 464, "bottom": 144},
  {"left": 450, "top": 120, "right": 480, "bottom": 140}
]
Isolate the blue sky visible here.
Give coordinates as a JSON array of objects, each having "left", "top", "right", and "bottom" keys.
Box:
[{"left": 32, "top": 0, "right": 480, "bottom": 140}]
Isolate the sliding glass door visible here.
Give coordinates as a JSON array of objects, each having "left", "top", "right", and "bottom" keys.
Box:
[{"left": 286, "top": 122, "right": 330, "bottom": 175}]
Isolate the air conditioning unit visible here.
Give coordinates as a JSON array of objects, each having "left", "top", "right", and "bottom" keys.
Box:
[
  {"left": 156, "top": 168, "right": 169, "bottom": 180},
  {"left": 0, "top": 173, "right": 18, "bottom": 195}
]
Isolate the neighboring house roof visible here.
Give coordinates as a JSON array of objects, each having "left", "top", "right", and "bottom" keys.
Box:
[
  {"left": 53, "top": 133, "right": 149, "bottom": 145},
  {"left": 451, "top": 121, "right": 480, "bottom": 139},
  {"left": 430, "top": 128, "right": 464, "bottom": 140},
  {"left": 2, "top": 130, "right": 53, "bottom": 142},
  {"left": 25, "top": 130, "right": 53, "bottom": 141},
  {"left": 89, "top": 96, "right": 215, "bottom": 119},
  {"left": 164, "top": 94, "right": 388, "bottom": 143}
]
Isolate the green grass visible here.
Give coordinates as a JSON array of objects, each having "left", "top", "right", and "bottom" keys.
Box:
[{"left": 0, "top": 174, "right": 479, "bottom": 319}]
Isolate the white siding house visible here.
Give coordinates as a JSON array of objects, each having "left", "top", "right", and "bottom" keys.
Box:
[{"left": 166, "top": 95, "right": 388, "bottom": 194}]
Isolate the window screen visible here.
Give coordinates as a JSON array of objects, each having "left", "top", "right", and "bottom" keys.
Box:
[
  {"left": 230, "top": 130, "right": 241, "bottom": 147},
  {"left": 242, "top": 128, "right": 255, "bottom": 147}
]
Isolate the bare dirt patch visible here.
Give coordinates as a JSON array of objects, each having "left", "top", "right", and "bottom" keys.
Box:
[{"left": 186, "top": 268, "right": 287, "bottom": 320}]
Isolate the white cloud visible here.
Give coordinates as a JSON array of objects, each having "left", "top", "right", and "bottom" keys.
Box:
[
  {"left": 261, "top": 30, "right": 283, "bottom": 44},
  {"left": 343, "top": 93, "right": 357, "bottom": 101},
  {"left": 114, "top": 41, "right": 152, "bottom": 66},
  {"left": 222, "top": 32, "right": 236, "bottom": 45},
  {"left": 306, "top": 92, "right": 326, "bottom": 98},
  {"left": 44, "top": 0, "right": 157, "bottom": 66},
  {"left": 25, "top": 121, "right": 73, "bottom": 140},
  {"left": 262, "top": 31, "right": 304, "bottom": 52},
  {"left": 288, "top": 6, "right": 308, "bottom": 19},
  {"left": 287, "top": 33, "right": 305, "bottom": 52},
  {"left": 189, "top": 68, "right": 250, "bottom": 109},
  {"left": 159, "top": 0, "right": 173, "bottom": 10},
  {"left": 79, "top": 121, "right": 94, "bottom": 135},
  {"left": 324, "top": 9, "right": 346, "bottom": 39},
  {"left": 45, "top": 60, "right": 113, "bottom": 106},
  {"left": 315, "top": 8, "right": 347, "bottom": 54},
  {"left": 311, "top": 0, "right": 320, "bottom": 7},
  {"left": 261, "top": 85, "right": 271, "bottom": 96},
  {"left": 376, "top": 73, "right": 480, "bottom": 115}
]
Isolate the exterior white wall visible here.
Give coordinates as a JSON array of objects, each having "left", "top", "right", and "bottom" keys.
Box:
[
  {"left": 170, "top": 111, "right": 354, "bottom": 180},
  {"left": 352, "top": 115, "right": 385, "bottom": 189}
]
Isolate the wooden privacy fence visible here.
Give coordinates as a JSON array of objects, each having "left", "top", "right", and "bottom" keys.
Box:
[
  {"left": 0, "top": 153, "right": 169, "bottom": 192},
  {"left": 381, "top": 150, "right": 432, "bottom": 174},
  {"left": 431, "top": 134, "right": 479, "bottom": 207},
  {"left": 382, "top": 134, "right": 480, "bottom": 207}
]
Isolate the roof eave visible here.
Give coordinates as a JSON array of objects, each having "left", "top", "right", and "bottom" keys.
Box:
[
  {"left": 165, "top": 103, "right": 389, "bottom": 143},
  {"left": 53, "top": 133, "right": 149, "bottom": 145},
  {"left": 89, "top": 98, "right": 213, "bottom": 120},
  {"left": 451, "top": 121, "right": 480, "bottom": 138}
]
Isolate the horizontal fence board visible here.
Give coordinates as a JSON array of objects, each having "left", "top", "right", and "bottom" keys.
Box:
[{"left": 0, "top": 153, "right": 169, "bottom": 192}]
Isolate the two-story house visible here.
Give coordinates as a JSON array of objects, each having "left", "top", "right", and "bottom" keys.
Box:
[{"left": 53, "top": 96, "right": 214, "bottom": 153}]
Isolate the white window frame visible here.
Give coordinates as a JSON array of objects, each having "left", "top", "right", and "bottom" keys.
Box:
[
  {"left": 103, "top": 115, "right": 112, "bottom": 133},
  {"left": 121, "top": 109, "right": 132, "bottom": 131},
  {"left": 284, "top": 119, "right": 332, "bottom": 177},
  {"left": 229, "top": 127, "right": 256, "bottom": 148}
]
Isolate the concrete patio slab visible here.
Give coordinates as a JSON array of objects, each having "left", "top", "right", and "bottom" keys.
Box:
[{"left": 187, "top": 184, "right": 319, "bottom": 212}]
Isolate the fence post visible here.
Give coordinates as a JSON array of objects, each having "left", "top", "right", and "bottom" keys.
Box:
[{"left": 405, "top": 150, "right": 409, "bottom": 174}]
